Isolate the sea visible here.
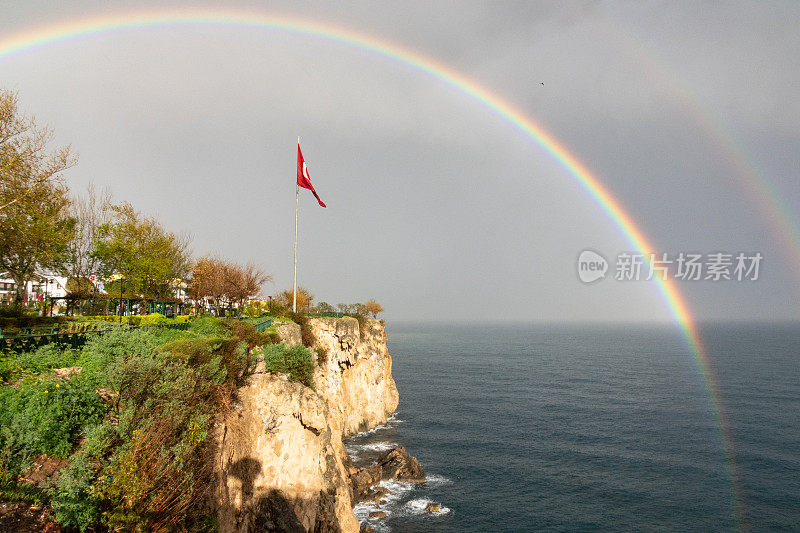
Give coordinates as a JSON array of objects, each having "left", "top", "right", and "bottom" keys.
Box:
[{"left": 345, "top": 322, "right": 800, "bottom": 532}]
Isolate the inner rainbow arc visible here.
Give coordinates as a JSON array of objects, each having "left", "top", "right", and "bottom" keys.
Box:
[{"left": 0, "top": 8, "right": 744, "bottom": 529}]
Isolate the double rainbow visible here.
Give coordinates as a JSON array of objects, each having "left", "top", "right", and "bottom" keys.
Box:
[{"left": 0, "top": 8, "right": 744, "bottom": 529}]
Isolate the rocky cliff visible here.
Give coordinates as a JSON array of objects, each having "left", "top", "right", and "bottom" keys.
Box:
[
  {"left": 310, "top": 318, "right": 399, "bottom": 437},
  {"left": 214, "top": 317, "right": 399, "bottom": 533}
]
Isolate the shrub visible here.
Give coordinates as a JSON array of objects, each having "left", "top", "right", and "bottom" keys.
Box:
[
  {"left": 224, "top": 320, "right": 268, "bottom": 351},
  {"left": 266, "top": 299, "right": 289, "bottom": 317},
  {"left": 260, "top": 343, "right": 315, "bottom": 389},
  {"left": 0, "top": 315, "right": 267, "bottom": 531},
  {"left": 189, "top": 316, "right": 228, "bottom": 337},
  {"left": 0, "top": 374, "right": 106, "bottom": 481},
  {"left": 0, "top": 325, "right": 21, "bottom": 336},
  {"left": 77, "top": 328, "right": 165, "bottom": 386},
  {"left": 315, "top": 347, "right": 328, "bottom": 366},
  {"left": 286, "top": 311, "right": 316, "bottom": 347},
  {"left": 50, "top": 423, "right": 114, "bottom": 528},
  {"left": 95, "top": 351, "right": 220, "bottom": 530},
  {"left": 0, "top": 307, "right": 29, "bottom": 319},
  {"left": 140, "top": 312, "right": 168, "bottom": 326},
  {"left": 241, "top": 300, "right": 270, "bottom": 317},
  {"left": 0, "top": 344, "right": 79, "bottom": 382}
]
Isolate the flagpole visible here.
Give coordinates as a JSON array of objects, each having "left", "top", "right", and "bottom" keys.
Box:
[{"left": 293, "top": 137, "right": 299, "bottom": 313}]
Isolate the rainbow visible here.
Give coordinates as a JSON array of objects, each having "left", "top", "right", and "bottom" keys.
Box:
[
  {"left": 601, "top": 14, "right": 800, "bottom": 287},
  {"left": 0, "top": 8, "right": 745, "bottom": 529}
]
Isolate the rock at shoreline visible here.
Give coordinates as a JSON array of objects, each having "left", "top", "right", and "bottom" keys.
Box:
[
  {"left": 368, "top": 511, "right": 387, "bottom": 518},
  {"left": 376, "top": 447, "right": 425, "bottom": 482},
  {"left": 349, "top": 464, "right": 381, "bottom": 502},
  {"left": 425, "top": 502, "right": 441, "bottom": 513},
  {"left": 348, "top": 446, "right": 426, "bottom": 504}
]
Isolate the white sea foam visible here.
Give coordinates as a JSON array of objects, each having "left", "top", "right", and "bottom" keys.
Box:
[
  {"left": 424, "top": 473, "right": 453, "bottom": 487},
  {"left": 354, "top": 424, "right": 384, "bottom": 437},
  {"left": 353, "top": 500, "right": 382, "bottom": 521},
  {"left": 353, "top": 413, "right": 403, "bottom": 437},
  {"left": 345, "top": 441, "right": 397, "bottom": 459},
  {"left": 377, "top": 479, "right": 416, "bottom": 501},
  {"left": 354, "top": 479, "right": 417, "bottom": 531},
  {"left": 358, "top": 441, "right": 396, "bottom": 452},
  {"left": 386, "top": 412, "right": 402, "bottom": 424},
  {"left": 405, "top": 498, "right": 451, "bottom": 516}
]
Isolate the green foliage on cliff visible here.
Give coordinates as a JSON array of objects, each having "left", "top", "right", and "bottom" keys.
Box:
[
  {"left": 0, "top": 316, "right": 267, "bottom": 531},
  {"left": 260, "top": 343, "right": 315, "bottom": 389},
  {"left": 0, "top": 374, "right": 105, "bottom": 469}
]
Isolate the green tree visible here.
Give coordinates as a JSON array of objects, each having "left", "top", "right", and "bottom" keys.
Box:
[
  {"left": 316, "top": 301, "right": 335, "bottom": 314},
  {"left": 0, "top": 89, "right": 76, "bottom": 304},
  {"left": 95, "top": 202, "right": 191, "bottom": 301}
]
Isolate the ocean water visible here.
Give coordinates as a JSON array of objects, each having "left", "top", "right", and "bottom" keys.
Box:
[{"left": 346, "top": 322, "right": 800, "bottom": 532}]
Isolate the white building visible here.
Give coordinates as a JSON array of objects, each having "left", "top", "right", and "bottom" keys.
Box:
[{"left": 0, "top": 273, "right": 69, "bottom": 305}]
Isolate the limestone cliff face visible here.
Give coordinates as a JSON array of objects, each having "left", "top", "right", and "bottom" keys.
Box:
[
  {"left": 214, "top": 317, "right": 398, "bottom": 533},
  {"left": 310, "top": 317, "right": 399, "bottom": 437}
]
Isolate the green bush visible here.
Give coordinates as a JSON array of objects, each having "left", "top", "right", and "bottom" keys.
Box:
[
  {"left": 260, "top": 343, "right": 315, "bottom": 389},
  {"left": 0, "top": 344, "right": 79, "bottom": 382},
  {"left": 0, "top": 374, "right": 106, "bottom": 481},
  {"left": 140, "top": 312, "right": 168, "bottom": 326},
  {"left": 76, "top": 328, "right": 165, "bottom": 386},
  {"left": 0, "top": 325, "right": 21, "bottom": 336},
  {"left": 189, "top": 316, "right": 228, "bottom": 337},
  {"left": 91, "top": 329, "right": 259, "bottom": 530},
  {"left": 49, "top": 423, "right": 113, "bottom": 528},
  {"left": 266, "top": 299, "right": 289, "bottom": 317},
  {"left": 0, "top": 307, "right": 30, "bottom": 319},
  {"left": 315, "top": 346, "right": 328, "bottom": 366},
  {"left": 0, "top": 315, "right": 266, "bottom": 530}
]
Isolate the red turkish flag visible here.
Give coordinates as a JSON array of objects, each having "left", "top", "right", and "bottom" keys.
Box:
[{"left": 297, "top": 143, "right": 326, "bottom": 208}]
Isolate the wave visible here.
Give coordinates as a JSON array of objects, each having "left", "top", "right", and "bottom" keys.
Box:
[
  {"left": 347, "top": 441, "right": 397, "bottom": 453},
  {"left": 353, "top": 413, "right": 403, "bottom": 437},
  {"left": 405, "top": 498, "right": 451, "bottom": 516},
  {"left": 353, "top": 479, "right": 416, "bottom": 523},
  {"left": 424, "top": 473, "right": 453, "bottom": 487},
  {"left": 355, "top": 479, "right": 451, "bottom": 531},
  {"left": 345, "top": 440, "right": 398, "bottom": 459}
]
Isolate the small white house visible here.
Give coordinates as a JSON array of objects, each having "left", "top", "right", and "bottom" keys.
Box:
[{"left": 0, "top": 273, "right": 68, "bottom": 305}]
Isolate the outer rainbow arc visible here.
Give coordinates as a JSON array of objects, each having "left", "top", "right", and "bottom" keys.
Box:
[
  {"left": 599, "top": 15, "right": 800, "bottom": 287},
  {"left": 0, "top": 8, "right": 744, "bottom": 529}
]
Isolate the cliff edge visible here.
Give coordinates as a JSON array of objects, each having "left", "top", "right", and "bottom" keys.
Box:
[{"left": 214, "top": 317, "right": 399, "bottom": 533}]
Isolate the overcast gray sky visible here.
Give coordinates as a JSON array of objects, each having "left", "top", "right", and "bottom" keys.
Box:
[{"left": 1, "top": 1, "right": 798, "bottom": 323}]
